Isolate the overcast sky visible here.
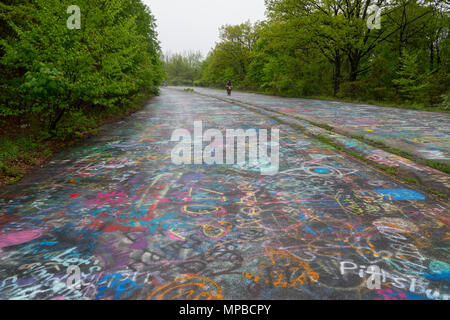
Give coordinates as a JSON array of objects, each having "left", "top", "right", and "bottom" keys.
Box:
[{"left": 143, "top": 0, "right": 267, "bottom": 57}]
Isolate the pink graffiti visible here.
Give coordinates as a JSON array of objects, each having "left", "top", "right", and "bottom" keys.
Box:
[
  {"left": 0, "top": 229, "right": 44, "bottom": 248},
  {"left": 376, "top": 288, "right": 407, "bottom": 300},
  {"left": 167, "top": 229, "right": 186, "bottom": 241},
  {"left": 85, "top": 192, "right": 131, "bottom": 206}
]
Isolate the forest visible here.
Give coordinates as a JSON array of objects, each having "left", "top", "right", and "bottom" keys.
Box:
[
  {"left": 0, "top": 0, "right": 163, "bottom": 183},
  {"left": 163, "top": 0, "right": 449, "bottom": 109}
]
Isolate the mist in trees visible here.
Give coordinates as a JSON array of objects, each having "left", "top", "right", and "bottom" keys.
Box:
[{"left": 162, "top": 51, "right": 203, "bottom": 86}]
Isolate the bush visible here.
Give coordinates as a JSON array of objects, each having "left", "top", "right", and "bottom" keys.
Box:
[
  {"left": 370, "top": 87, "right": 396, "bottom": 102},
  {"left": 440, "top": 92, "right": 450, "bottom": 109},
  {"left": 338, "top": 81, "right": 370, "bottom": 100},
  {"left": 193, "top": 79, "right": 209, "bottom": 87}
]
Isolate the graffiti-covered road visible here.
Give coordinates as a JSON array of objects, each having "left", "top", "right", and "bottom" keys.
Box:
[
  {"left": 187, "top": 87, "right": 450, "bottom": 164},
  {"left": 0, "top": 88, "right": 449, "bottom": 300}
]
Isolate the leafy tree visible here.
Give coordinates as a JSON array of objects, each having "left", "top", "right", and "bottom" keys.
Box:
[
  {"left": 393, "top": 49, "right": 430, "bottom": 101},
  {"left": 198, "top": 0, "right": 448, "bottom": 105},
  {"left": 162, "top": 51, "right": 203, "bottom": 85},
  {"left": 200, "top": 21, "right": 261, "bottom": 88},
  {"left": 0, "top": 0, "right": 162, "bottom": 138}
]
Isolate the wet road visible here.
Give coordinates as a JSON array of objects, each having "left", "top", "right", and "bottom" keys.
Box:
[
  {"left": 0, "top": 88, "right": 448, "bottom": 300},
  {"left": 188, "top": 87, "right": 450, "bottom": 164}
]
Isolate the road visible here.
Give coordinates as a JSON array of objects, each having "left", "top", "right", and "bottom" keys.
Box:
[
  {"left": 188, "top": 87, "right": 450, "bottom": 164},
  {"left": 0, "top": 88, "right": 448, "bottom": 300}
]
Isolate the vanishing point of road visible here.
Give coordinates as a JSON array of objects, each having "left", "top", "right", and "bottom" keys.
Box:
[{"left": 0, "top": 88, "right": 448, "bottom": 300}]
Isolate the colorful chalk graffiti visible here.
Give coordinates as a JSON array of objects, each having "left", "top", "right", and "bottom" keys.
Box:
[
  {"left": 0, "top": 89, "right": 448, "bottom": 300},
  {"left": 190, "top": 87, "right": 450, "bottom": 163},
  {"left": 374, "top": 189, "right": 426, "bottom": 201}
]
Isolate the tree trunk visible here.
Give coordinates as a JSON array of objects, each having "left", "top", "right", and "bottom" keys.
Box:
[
  {"left": 333, "top": 56, "right": 342, "bottom": 97},
  {"left": 436, "top": 44, "right": 440, "bottom": 65},
  {"left": 430, "top": 41, "right": 434, "bottom": 70},
  {"left": 349, "top": 55, "right": 361, "bottom": 82},
  {"left": 49, "top": 109, "right": 65, "bottom": 133}
]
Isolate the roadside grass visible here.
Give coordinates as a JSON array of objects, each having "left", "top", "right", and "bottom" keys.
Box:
[
  {"left": 0, "top": 135, "right": 38, "bottom": 166},
  {"left": 203, "top": 87, "right": 450, "bottom": 176},
  {"left": 306, "top": 120, "right": 334, "bottom": 132},
  {"left": 404, "top": 177, "right": 420, "bottom": 185},
  {"left": 0, "top": 135, "right": 49, "bottom": 185},
  {"left": 300, "top": 127, "right": 404, "bottom": 178},
  {"left": 264, "top": 103, "right": 450, "bottom": 175},
  {"left": 240, "top": 104, "right": 446, "bottom": 200},
  {"left": 351, "top": 134, "right": 450, "bottom": 175},
  {"left": 288, "top": 113, "right": 447, "bottom": 175},
  {"left": 276, "top": 115, "right": 447, "bottom": 201},
  {"left": 423, "top": 160, "right": 450, "bottom": 175},
  {"left": 284, "top": 113, "right": 450, "bottom": 175},
  {"left": 253, "top": 100, "right": 450, "bottom": 175}
]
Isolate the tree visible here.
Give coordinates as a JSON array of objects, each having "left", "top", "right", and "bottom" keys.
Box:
[
  {"left": 0, "top": 0, "right": 162, "bottom": 138},
  {"left": 162, "top": 51, "right": 203, "bottom": 85},
  {"left": 196, "top": 0, "right": 449, "bottom": 105},
  {"left": 200, "top": 21, "right": 261, "bottom": 88},
  {"left": 393, "top": 49, "right": 429, "bottom": 101}
]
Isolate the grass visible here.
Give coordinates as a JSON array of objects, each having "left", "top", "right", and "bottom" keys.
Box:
[
  {"left": 246, "top": 97, "right": 450, "bottom": 175},
  {"left": 424, "top": 160, "right": 450, "bottom": 175},
  {"left": 265, "top": 103, "right": 449, "bottom": 175},
  {"left": 307, "top": 120, "right": 335, "bottom": 131},
  {"left": 262, "top": 106, "right": 405, "bottom": 178},
  {"left": 351, "top": 134, "right": 450, "bottom": 175},
  {"left": 404, "top": 177, "right": 420, "bottom": 185},
  {"left": 0, "top": 135, "right": 39, "bottom": 165},
  {"left": 273, "top": 114, "right": 447, "bottom": 201},
  {"left": 205, "top": 86, "right": 450, "bottom": 174},
  {"left": 289, "top": 120, "right": 406, "bottom": 179},
  {"left": 134, "top": 122, "right": 144, "bottom": 129},
  {"left": 0, "top": 135, "right": 50, "bottom": 185}
]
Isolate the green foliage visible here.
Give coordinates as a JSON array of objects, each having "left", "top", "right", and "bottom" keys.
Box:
[
  {"left": 0, "top": 134, "right": 40, "bottom": 183},
  {"left": 440, "top": 92, "right": 450, "bottom": 109},
  {"left": 162, "top": 51, "right": 203, "bottom": 86},
  {"left": 0, "top": 0, "right": 162, "bottom": 139},
  {"left": 200, "top": 21, "right": 261, "bottom": 89},
  {"left": 393, "top": 49, "right": 430, "bottom": 102},
  {"left": 0, "top": 135, "right": 38, "bottom": 165},
  {"left": 195, "top": 0, "right": 448, "bottom": 107}
]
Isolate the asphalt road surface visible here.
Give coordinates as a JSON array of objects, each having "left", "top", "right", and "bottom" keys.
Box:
[
  {"left": 0, "top": 88, "right": 448, "bottom": 300},
  {"left": 188, "top": 87, "right": 450, "bottom": 164}
]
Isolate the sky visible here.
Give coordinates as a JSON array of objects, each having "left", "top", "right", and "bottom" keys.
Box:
[{"left": 143, "top": 0, "right": 267, "bottom": 57}]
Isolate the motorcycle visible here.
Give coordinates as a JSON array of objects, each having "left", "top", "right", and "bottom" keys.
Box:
[{"left": 226, "top": 85, "right": 232, "bottom": 96}]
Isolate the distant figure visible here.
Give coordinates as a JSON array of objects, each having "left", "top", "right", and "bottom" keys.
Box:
[{"left": 226, "top": 80, "right": 232, "bottom": 96}]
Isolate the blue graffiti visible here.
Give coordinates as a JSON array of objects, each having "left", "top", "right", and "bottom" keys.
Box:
[{"left": 374, "top": 189, "right": 426, "bottom": 201}]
